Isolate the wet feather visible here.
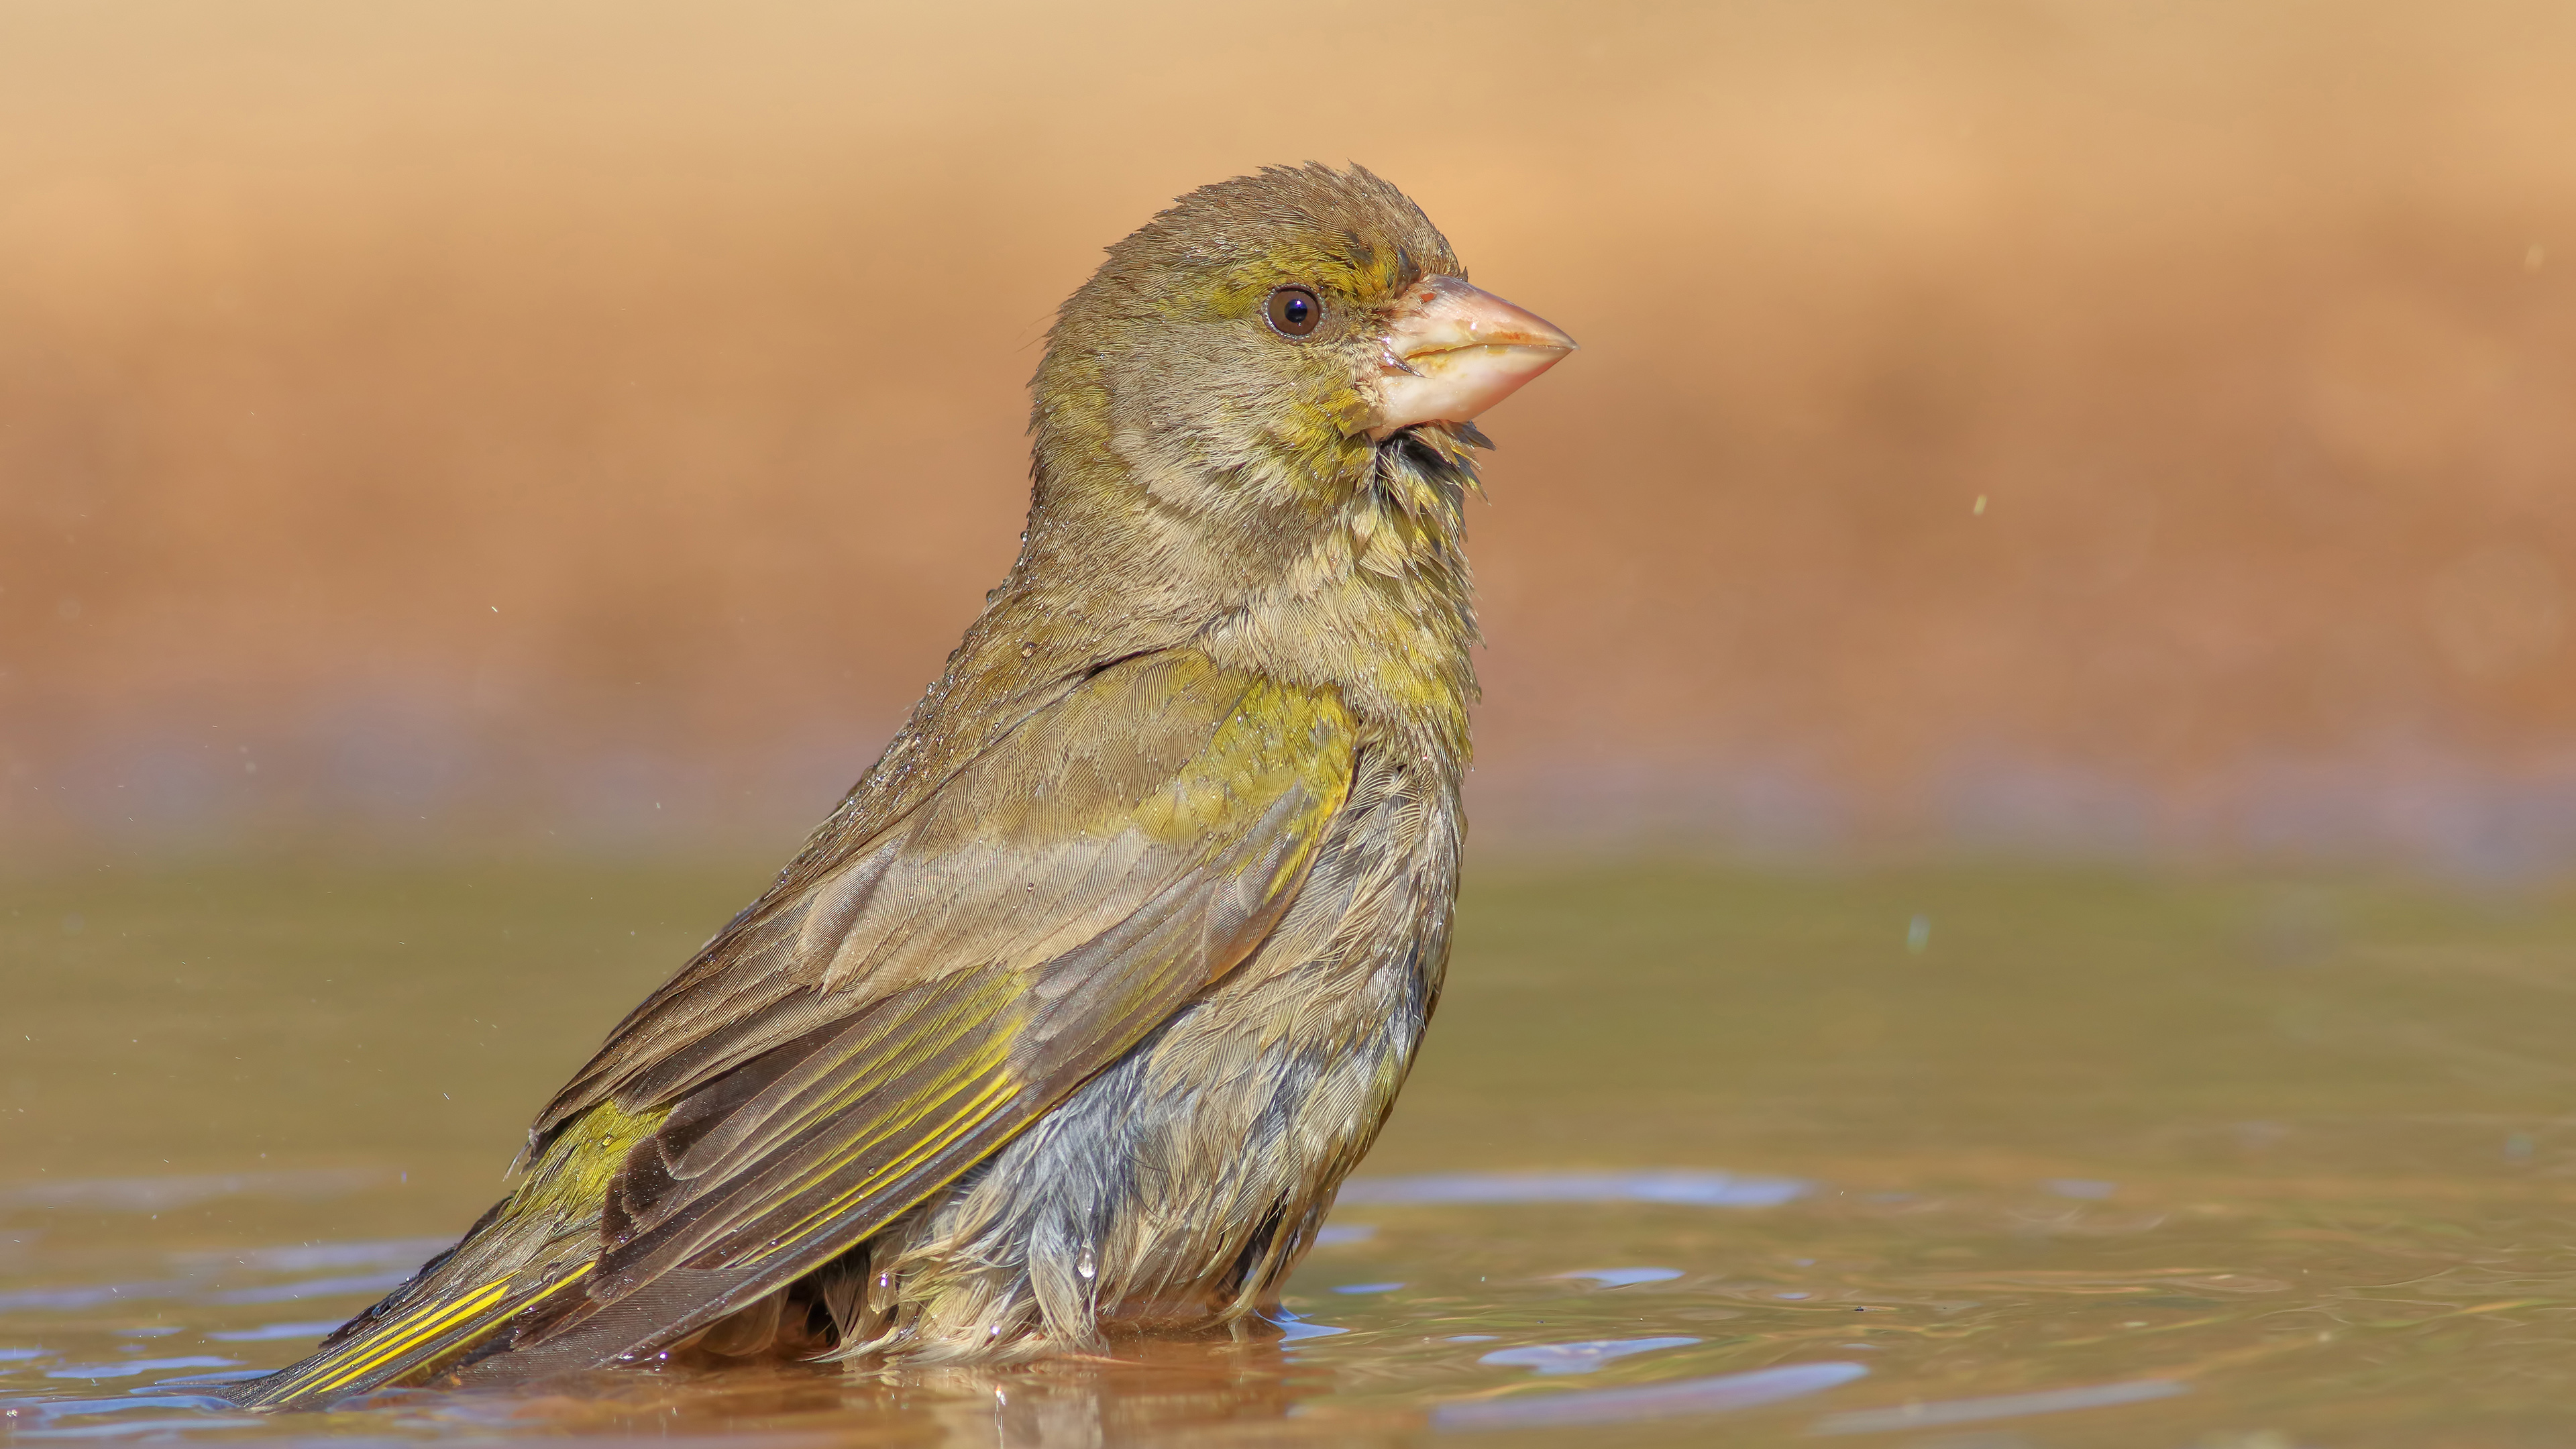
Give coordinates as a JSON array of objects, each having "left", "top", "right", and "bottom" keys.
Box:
[{"left": 227, "top": 163, "right": 1536, "bottom": 1407}]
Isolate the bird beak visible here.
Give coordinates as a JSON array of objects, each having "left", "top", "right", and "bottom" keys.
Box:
[{"left": 1360, "top": 275, "right": 1578, "bottom": 441}]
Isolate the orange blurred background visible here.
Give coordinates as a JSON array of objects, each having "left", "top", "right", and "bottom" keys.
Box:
[{"left": 4, "top": 0, "right": 2573, "bottom": 868}]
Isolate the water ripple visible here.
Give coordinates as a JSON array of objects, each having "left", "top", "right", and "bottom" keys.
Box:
[
  {"left": 1555, "top": 1267, "right": 1684, "bottom": 1287},
  {"left": 0, "top": 1172, "right": 386, "bottom": 1214},
  {"left": 1434, "top": 1361, "right": 1869, "bottom": 1430},
  {"left": 1479, "top": 1336, "right": 1700, "bottom": 1375},
  {"left": 204, "top": 1271, "right": 409, "bottom": 1306},
  {"left": 1338, "top": 1171, "right": 1807, "bottom": 1208},
  {"left": 1808, "top": 1377, "right": 2187, "bottom": 1434}
]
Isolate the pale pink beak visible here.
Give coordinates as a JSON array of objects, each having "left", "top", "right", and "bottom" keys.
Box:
[{"left": 1360, "top": 275, "right": 1578, "bottom": 440}]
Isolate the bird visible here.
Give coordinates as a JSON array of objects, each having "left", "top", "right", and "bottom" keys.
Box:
[{"left": 226, "top": 162, "right": 1574, "bottom": 1409}]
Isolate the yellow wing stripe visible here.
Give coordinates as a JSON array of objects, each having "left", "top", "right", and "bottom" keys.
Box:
[
  {"left": 716, "top": 975, "right": 1017, "bottom": 1176},
  {"left": 280, "top": 1260, "right": 598, "bottom": 1400},
  {"left": 271, "top": 1280, "right": 512, "bottom": 1399},
  {"left": 733, "top": 687, "right": 1353, "bottom": 1268},
  {"left": 743, "top": 1066, "right": 1019, "bottom": 1264},
  {"left": 790, "top": 1034, "right": 1010, "bottom": 1181}
]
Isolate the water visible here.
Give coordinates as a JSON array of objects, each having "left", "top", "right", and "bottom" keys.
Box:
[{"left": 5, "top": 859, "right": 2576, "bottom": 1444}]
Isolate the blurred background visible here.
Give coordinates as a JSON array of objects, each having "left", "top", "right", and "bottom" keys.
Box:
[
  {"left": 9, "top": 11, "right": 2576, "bottom": 1433},
  {"left": 5, "top": 0, "right": 2574, "bottom": 871}
]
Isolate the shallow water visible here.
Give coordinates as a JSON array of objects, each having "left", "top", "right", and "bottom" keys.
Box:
[{"left": 5, "top": 860, "right": 2576, "bottom": 1445}]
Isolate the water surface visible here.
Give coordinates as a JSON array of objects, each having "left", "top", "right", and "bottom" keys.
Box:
[{"left": 5, "top": 861, "right": 2575, "bottom": 1444}]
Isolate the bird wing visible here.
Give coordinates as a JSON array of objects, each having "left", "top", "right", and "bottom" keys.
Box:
[{"left": 240, "top": 649, "right": 1357, "bottom": 1403}]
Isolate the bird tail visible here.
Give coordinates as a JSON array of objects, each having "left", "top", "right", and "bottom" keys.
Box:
[
  {"left": 223, "top": 1245, "right": 598, "bottom": 1410},
  {"left": 222, "top": 1098, "right": 678, "bottom": 1411}
]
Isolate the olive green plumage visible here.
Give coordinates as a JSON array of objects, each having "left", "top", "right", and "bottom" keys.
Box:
[{"left": 230, "top": 163, "right": 1505, "bottom": 1407}]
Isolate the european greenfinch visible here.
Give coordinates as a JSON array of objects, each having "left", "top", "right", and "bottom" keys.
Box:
[{"left": 229, "top": 163, "right": 1573, "bottom": 1407}]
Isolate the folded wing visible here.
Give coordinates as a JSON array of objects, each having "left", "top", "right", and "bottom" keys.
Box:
[{"left": 233, "top": 651, "right": 1356, "bottom": 1406}]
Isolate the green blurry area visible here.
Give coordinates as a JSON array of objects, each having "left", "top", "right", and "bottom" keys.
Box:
[
  {"left": 8, "top": 861, "right": 2576, "bottom": 1444},
  {"left": 7, "top": 859, "right": 2573, "bottom": 1236}
]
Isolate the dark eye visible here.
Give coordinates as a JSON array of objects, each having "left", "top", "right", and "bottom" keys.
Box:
[{"left": 1265, "top": 286, "right": 1322, "bottom": 337}]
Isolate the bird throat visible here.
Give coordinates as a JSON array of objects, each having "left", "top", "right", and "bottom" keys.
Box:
[
  {"left": 1201, "top": 425, "right": 1483, "bottom": 763},
  {"left": 994, "top": 417, "right": 1484, "bottom": 768}
]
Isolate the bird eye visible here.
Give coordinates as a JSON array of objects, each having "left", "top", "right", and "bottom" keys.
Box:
[{"left": 1265, "top": 287, "right": 1322, "bottom": 337}]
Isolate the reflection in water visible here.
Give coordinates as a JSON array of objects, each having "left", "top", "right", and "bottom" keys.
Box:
[
  {"left": 1552, "top": 1267, "right": 1682, "bottom": 1287},
  {"left": 205, "top": 1324, "right": 344, "bottom": 1342},
  {"left": 7, "top": 863, "right": 2576, "bottom": 1444},
  {"left": 1434, "top": 1362, "right": 1870, "bottom": 1430},
  {"left": 0, "top": 1173, "right": 390, "bottom": 1214},
  {"left": 1477, "top": 1336, "right": 1701, "bottom": 1374},
  {"left": 1807, "top": 1377, "right": 2187, "bottom": 1436},
  {"left": 1336, "top": 1172, "right": 1807, "bottom": 1208},
  {"left": 42, "top": 1356, "right": 237, "bottom": 1380}
]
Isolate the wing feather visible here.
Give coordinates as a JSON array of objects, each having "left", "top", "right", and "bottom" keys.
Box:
[{"left": 237, "top": 650, "right": 1357, "bottom": 1405}]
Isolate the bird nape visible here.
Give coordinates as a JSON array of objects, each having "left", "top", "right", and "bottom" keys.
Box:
[{"left": 227, "top": 162, "right": 1575, "bottom": 1410}]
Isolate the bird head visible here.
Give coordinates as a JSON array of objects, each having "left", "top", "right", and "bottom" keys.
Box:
[{"left": 1030, "top": 164, "right": 1575, "bottom": 538}]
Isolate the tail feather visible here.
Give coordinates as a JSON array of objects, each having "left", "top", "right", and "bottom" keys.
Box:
[
  {"left": 221, "top": 1097, "right": 701, "bottom": 1410},
  {"left": 224, "top": 1260, "right": 596, "bottom": 1409}
]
